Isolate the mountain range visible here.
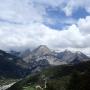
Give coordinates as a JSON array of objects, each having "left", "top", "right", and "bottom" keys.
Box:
[
  {"left": 21, "top": 45, "right": 89, "bottom": 65},
  {"left": 0, "top": 45, "right": 90, "bottom": 78}
]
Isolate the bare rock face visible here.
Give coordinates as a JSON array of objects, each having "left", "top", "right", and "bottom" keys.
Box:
[
  {"left": 32, "top": 45, "right": 52, "bottom": 56},
  {"left": 6, "top": 45, "right": 89, "bottom": 75},
  {"left": 0, "top": 45, "right": 90, "bottom": 78},
  {"left": 56, "top": 50, "right": 89, "bottom": 64},
  {"left": 22, "top": 45, "right": 89, "bottom": 71}
]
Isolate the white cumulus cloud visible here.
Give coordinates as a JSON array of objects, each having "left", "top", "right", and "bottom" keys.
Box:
[{"left": 0, "top": 0, "right": 90, "bottom": 55}]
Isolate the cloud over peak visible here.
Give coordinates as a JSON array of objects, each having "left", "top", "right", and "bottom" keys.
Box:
[{"left": 0, "top": 0, "right": 90, "bottom": 55}]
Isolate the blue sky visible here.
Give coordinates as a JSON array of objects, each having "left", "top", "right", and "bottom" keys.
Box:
[
  {"left": 0, "top": 0, "right": 90, "bottom": 55},
  {"left": 44, "top": 6, "right": 90, "bottom": 29}
]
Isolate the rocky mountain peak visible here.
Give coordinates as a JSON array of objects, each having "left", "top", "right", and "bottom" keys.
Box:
[
  {"left": 63, "top": 49, "right": 73, "bottom": 54},
  {"left": 36, "top": 45, "right": 50, "bottom": 51},
  {"left": 75, "top": 51, "right": 89, "bottom": 60},
  {"left": 32, "top": 45, "right": 51, "bottom": 56},
  {"left": 76, "top": 51, "right": 82, "bottom": 54}
]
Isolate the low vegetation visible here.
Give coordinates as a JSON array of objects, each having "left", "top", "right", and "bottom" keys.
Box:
[{"left": 7, "top": 61, "right": 90, "bottom": 90}]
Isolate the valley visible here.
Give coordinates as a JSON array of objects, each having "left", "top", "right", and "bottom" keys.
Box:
[
  {"left": 0, "top": 45, "right": 90, "bottom": 90},
  {"left": 0, "top": 0, "right": 90, "bottom": 90}
]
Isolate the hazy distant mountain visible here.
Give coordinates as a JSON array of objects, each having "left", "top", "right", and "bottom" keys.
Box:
[
  {"left": 19, "top": 49, "right": 31, "bottom": 58},
  {"left": 56, "top": 50, "right": 89, "bottom": 64},
  {"left": 9, "top": 50, "right": 21, "bottom": 57}
]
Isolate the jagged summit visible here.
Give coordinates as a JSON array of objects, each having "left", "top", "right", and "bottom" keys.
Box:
[
  {"left": 32, "top": 45, "right": 51, "bottom": 56},
  {"left": 63, "top": 49, "right": 73, "bottom": 54},
  {"left": 37, "top": 45, "right": 49, "bottom": 49},
  {"left": 0, "top": 46, "right": 90, "bottom": 78}
]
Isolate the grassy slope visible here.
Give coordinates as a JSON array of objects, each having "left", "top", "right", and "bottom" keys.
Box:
[{"left": 7, "top": 61, "right": 90, "bottom": 90}]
